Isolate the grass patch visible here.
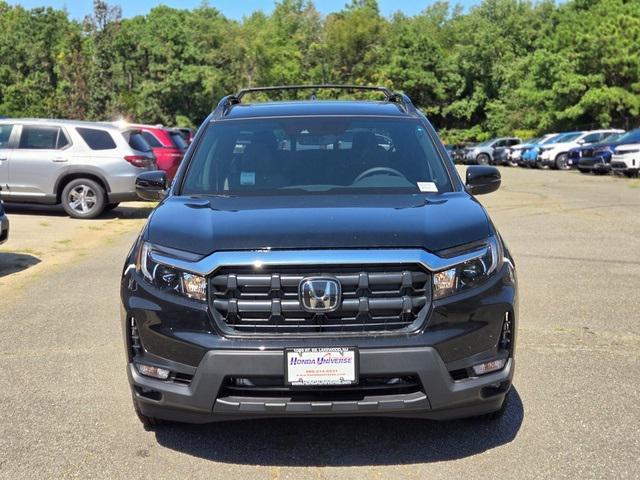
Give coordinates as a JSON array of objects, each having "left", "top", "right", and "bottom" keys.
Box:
[{"left": 55, "top": 239, "right": 72, "bottom": 246}]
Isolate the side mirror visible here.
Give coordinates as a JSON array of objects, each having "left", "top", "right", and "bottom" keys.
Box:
[
  {"left": 136, "top": 170, "right": 168, "bottom": 201},
  {"left": 466, "top": 165, "right": 501, "bottom": 195},
  {"left": 577, "top": 139, "right": 585, "bottom": 145}
]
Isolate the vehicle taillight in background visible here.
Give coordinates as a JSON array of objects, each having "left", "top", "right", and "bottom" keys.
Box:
[{"left": 124, "top": 155, "right": 151, "bottom": 168}]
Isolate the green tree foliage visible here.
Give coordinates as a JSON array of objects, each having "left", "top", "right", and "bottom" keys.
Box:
[{"left": 0, "top": 0, "right": 638, "bottom": 139}]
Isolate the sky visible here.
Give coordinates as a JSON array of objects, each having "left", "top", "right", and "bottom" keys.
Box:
[{"left": 6, "top": 0, "right": 480, "bottom": 21}]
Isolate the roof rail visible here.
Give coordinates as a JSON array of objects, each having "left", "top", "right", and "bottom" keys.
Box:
[
  {"left": 212, "top": 94, "right": 241, "bottom": 118},
  {"left": 213, "top": 85, "right": 416, "bottom": 117},
  {"left": 235, "top": 84, "right": 401, "bottom": 102}
]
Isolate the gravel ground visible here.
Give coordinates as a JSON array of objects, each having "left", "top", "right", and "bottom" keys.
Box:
[{"left": 0, "top": 168, "right": 638, "bottom": 479}]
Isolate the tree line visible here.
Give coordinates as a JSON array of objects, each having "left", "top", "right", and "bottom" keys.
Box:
[{"left": 0, "top": 0, "right": 638, "bottom": 141}]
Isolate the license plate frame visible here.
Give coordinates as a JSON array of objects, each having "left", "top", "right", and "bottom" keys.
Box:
[{"left": 284, "top": 347, "right": 359, "bottom": 386}]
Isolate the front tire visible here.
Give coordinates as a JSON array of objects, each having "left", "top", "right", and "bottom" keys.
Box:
[
  {"left": 554, "top": 153, "right": 569, "bottom": 170},
  {"left": 61, "top": 178, "right": 106, "bottom": 219},
  {"left": 476, "top": 153, "right": 490, "bottom": 165}
]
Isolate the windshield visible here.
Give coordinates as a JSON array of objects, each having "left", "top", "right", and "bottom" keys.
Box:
[
  {"left": 550, "top": 133, "right": 581, "bottom": 144},
  {"left": 475, "top": 139, "right": 493, "bottom": 147},
  {"left": 600, "top": 132, "right": 623, "bottom": 143},
  {"left": 540, "top": 135, "right": 559, "bottom": 145},
  {"left": 181, "top": 117, "right": 453, "bottom": 196},
  {"left": 618, "top": 128, "right": 640, "bottom": 144}
]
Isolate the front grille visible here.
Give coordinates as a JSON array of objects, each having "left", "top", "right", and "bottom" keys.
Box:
[
  {"left": 210, "top": 265, "right": 430, "bottom": 335},
  {"left": 611, "top": 161, "right": 627, "bottom": 169},
  {"left": 219, "top": 375, "right": 423, "bottom": 401}
]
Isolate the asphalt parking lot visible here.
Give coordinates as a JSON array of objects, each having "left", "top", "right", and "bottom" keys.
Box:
[{"left": 1, "top": 168, "right": 639, "bottom": 479}]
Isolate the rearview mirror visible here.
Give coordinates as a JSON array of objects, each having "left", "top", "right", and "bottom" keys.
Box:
[
  {"left": 466, "top": 166, "right": 501, "bottom": 195},
  {"left": 136, "top": 170, "right": 168, "bottom": 201}
]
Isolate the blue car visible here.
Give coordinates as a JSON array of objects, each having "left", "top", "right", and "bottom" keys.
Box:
[
  {"left": 578, "top": 128, "right": 640, "bottom": 174},
  {"left": 520, "top": 133, "right": 566, "bottom": 167}
]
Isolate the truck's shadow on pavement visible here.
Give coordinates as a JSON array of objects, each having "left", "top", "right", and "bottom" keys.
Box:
[
  {"left": 0, "top": 252, "right": 41, "bottom": 277},
  {"left": 154, "top": 388, "right": 523, "bottom": 465}
]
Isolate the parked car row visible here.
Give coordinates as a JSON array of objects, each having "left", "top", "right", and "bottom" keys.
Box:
[
  {"left": 0, "top": 119, "right": 190, "bottom": 219},
  {"left": 452, "top": 127, "right": 640, "bottom": 177}
]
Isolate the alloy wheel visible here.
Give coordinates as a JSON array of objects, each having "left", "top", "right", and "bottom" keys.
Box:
[{"left": 68, "top": 185, "right": 97, "bottom": 214}]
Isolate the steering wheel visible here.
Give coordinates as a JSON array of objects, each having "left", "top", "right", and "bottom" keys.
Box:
[{"left": 354, "top": 167, "right": 405, "bottom": 183}]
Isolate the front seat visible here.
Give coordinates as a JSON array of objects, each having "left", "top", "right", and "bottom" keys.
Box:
[{"left": 232, "top": 131, "right": 287, "bottom": 190}]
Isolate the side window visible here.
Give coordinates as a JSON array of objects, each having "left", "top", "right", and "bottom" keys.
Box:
[
  {"left": 508, "top": 139, "right": 520, "bottom": 146},
  {"left": 142, "top": 131, "right": 162, "bottom": 148},
  {"left": 494, "top": 140, "right": 506, "bottom": 148},
  {"left": 0, "top": 124, "right": 13, "bottom": 148},
  {"left": 582, "top": 133, "right": 600, "bottom": 143},
  {"left": 76, "top": 128, "right": 116, "bottom": 150},
  {"left": 19, "top": 126, "right": 69, "bottom": 150}
]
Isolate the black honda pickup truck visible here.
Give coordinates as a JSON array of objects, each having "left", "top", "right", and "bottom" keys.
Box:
[{"left": 121, "top": 85, "right": 517, "bottom": 426}]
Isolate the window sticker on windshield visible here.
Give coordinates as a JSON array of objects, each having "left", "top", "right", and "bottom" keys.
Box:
[
  {"left": 417, "top": 182, "right": 438, "bottom": 193},
  {"left": 240, "top": 171, "right": 256, "bottom": 186}
]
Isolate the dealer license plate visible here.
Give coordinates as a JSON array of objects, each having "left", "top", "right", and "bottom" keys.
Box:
[{"left": 285, "top": 347, "right": 358, "bottom": 386}]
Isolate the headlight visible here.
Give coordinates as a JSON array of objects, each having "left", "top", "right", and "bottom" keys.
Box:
[
  {"left": 135, "top": 241, "right": 207, "bottom": 301},
  {"left": 433, "top": 236, "right": 504, "bottom": 299}
]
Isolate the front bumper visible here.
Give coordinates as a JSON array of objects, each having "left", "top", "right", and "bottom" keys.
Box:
[
  {"left": 578, "top": 157, "right": 611, "bottom": 172},
  {"left": 130, "top": 348, "right": 514, "bottom": 422},
  {"left": 122, "top": 252, "right": 517, "bottom": 422},
  {"left": 538, "top": 150, "right": 554, "bottom": 165},
  {"left": 611, "top": 154, "right": 639, "bottom": 174}
]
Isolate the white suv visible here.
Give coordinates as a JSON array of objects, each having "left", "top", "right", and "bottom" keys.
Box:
[
  {"left": 611, "top": 144, "right": 640, "bottom": 177},
  {"left": 0, "top": 119, "right": 156, "bottom": 218},
  {"left": 538, "top": 129, "right": 624, "bottom": 170}
]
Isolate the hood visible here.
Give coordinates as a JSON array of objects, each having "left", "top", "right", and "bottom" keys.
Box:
[
  {"left": 588, "top": 141, "right": 617, "bottom": 150},
  {"left": 145, "top": 193, "right": 491, "bottom": 256},
  {"left": 615, "top": 143, "right": 640, "bottom": 152},
  {"left": 607, "top": 139, "right": 639, "bottom": 149},
  {"left": 513, "top": 143, "right": 534, "bottom": 150}
]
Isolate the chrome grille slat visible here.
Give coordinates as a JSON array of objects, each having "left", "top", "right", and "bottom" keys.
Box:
[{"left": 210, "top": 265, "right": 430, "bottom": 336}]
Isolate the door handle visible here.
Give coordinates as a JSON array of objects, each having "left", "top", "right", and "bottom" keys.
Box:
[{"left": 53, "top": 157, "right": 68, "bottom": 163}]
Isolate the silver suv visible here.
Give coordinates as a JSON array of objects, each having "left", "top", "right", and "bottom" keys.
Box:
[
  {"left": 0, "top": 119, "right": 155, "bottom": 218},
  {"left": 464, "top": 137, "right": 521, "bottom": 165}
]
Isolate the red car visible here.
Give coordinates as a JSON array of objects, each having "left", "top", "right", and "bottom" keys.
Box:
[{"left": 130, "top": 124, "right": 187, "bottom": 180}]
